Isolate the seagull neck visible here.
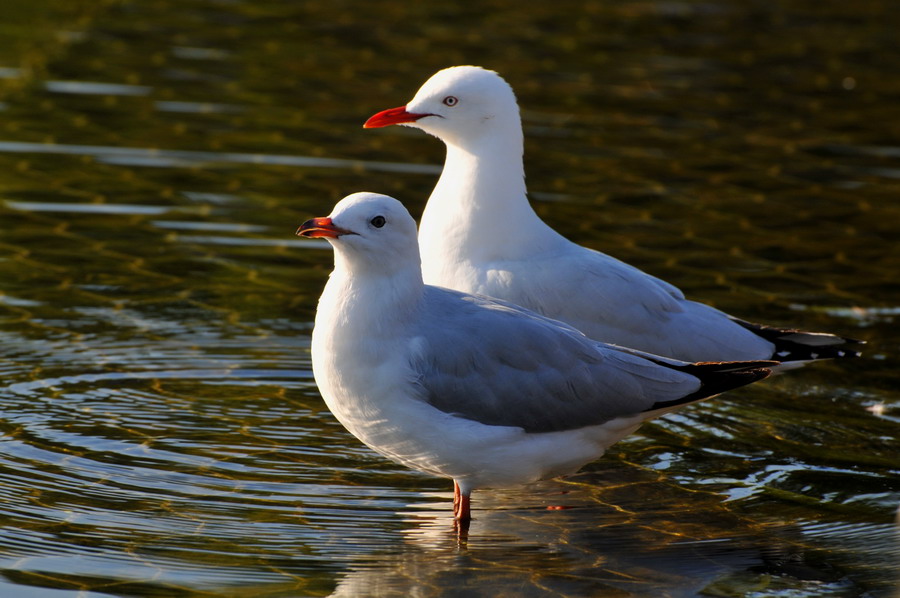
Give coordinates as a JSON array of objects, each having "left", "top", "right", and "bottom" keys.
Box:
[
  {"left": 420, "top": 135, "right": 560, "bottom": 261},
  {"left": 441, "top": 136, "right": 527, "bottom": 214},
  {"left": 325, "top": 256, "right": 425, "bottom": 333}
]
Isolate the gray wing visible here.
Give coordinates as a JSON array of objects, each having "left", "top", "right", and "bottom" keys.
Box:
[
  {"left": 491, "top": 246, "right": 776, "bottom": 361},
  {"left": 407, "top": 287, "right": 705, "bottom": 433}
]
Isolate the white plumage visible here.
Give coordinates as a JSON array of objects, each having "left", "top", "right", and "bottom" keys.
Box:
[
  {"left": 364, "top": 66, "right": 862, "bottom": 364},
  {"left": 297, "top": 192, "right": 773, "bottom": 521}
]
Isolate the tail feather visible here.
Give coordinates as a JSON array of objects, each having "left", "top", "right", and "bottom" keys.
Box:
[{"left": 731, "top": 318, "right": 864, "bottom": 361}]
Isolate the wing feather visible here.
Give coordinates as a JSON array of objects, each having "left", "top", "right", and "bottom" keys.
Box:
[{"left": 408, "top": 287, "right": 703, "bottom": 433}]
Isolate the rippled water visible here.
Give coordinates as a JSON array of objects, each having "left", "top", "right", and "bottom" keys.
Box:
[{"left": 1, "top": 0, "right": 898, "bottom": 596}]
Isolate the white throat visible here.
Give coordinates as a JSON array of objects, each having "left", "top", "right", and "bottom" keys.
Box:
[
  {"left": 322, "top": 251, "right": 424, "bottom": 338},
  {"left": 417, "top": 118, "right": 564, "bottom": 281}
]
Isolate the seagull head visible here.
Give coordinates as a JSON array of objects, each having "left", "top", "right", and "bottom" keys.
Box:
[
  {"left": 364, "top": 66, "right": 521, "bottom": 149},
  {"left": 297, "top": 192, "right": 421, "bottom": 275}
]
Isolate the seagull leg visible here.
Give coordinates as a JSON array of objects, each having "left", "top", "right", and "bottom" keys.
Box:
[
  {"left": 451, "top": 481, "right": 472, "bottom": 522},
  {"left": 455, "top": 491, "right": 472, "bottom": 523}
]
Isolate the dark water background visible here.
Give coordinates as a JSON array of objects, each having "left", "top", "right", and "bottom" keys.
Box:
[{"left": 1, "top": 1, "right": 898, "bottom": 596}]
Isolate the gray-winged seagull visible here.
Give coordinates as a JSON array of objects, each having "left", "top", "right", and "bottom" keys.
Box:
[
  {"left": 297, "top": 192, "right": 774, "bottom": 522},
  {"left": 364, "top": 66, "right": 862, "bottom": 365}
]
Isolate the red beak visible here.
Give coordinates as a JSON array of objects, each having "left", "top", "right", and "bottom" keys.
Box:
[
  {"left": 296, "top": 217, "right": 354, "bottom": 239},
  {"left": 363, "top": 106, "right": 431, "bottom": 128}
]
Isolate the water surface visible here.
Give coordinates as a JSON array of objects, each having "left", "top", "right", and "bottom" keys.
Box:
[{"left": 1, "top": 0, "right": 898, "bottom": 596}]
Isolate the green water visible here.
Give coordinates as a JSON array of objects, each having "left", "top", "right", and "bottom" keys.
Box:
[{"left": 0, "top": 0, "right": 898, "bottom": 596}]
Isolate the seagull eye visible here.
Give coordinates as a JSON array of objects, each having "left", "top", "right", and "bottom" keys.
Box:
[
  {"left": 442, "top": 96, "right": 458, "bottom": 107},
  {"left": 370, "top": 215, "right": 386, "bottom": 228}
]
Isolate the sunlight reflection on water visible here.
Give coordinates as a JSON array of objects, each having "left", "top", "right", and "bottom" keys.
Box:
[
  {"left": 0, "top": 0, "right": 898, "bottom": 596},
  {"left": 0, "top": 140, "right": 442, "bottom": 173}
]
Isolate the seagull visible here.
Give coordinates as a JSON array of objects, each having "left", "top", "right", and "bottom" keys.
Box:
[
  {"left": 364, "top": 66, "right": 863, "bottom": 365},
  {"left": 297, "top": 192, "right": 775, "bottom": 522}
]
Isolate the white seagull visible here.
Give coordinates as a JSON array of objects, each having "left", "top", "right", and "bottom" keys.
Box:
[
  {"left": 297, "top": 192, "right": 775, "bottom": 522},
  {"left": 364, "top": 66, "right": 862, "bottom": 365}
]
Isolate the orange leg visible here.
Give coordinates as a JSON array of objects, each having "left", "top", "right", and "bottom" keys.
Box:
[
  {"left": 452, "top": 481, "right": 471, "bottom": 521},
  {"left": 456, "top": 492, "right": 472, "bottom": 522}
]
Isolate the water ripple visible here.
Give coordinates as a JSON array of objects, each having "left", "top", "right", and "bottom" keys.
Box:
[
  {"left": 43, "top": 80, "right": 153, "bottom": 96},
  {"left": 0, "top": 140, "right": 441, "bottom": 174}
]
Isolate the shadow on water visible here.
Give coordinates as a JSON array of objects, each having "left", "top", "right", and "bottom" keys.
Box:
[{"left": 1, "top": 0, "right": 899, "bottom": 596}]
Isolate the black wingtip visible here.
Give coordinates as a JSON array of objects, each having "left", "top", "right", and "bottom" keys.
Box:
[
  {"left": 731, "top": 318, "right": 864, "bottom": 362},
  {"left": 645, "top": 361, "right": 774, "bottom": 412}
]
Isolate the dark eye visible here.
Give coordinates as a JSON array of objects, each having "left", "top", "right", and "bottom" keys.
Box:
[
  {"left": 370, "top": 215, "right": 386, "bottom": 228},
  {"left": 442, "top": 96, "right": 458, "bottom": 106}
]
